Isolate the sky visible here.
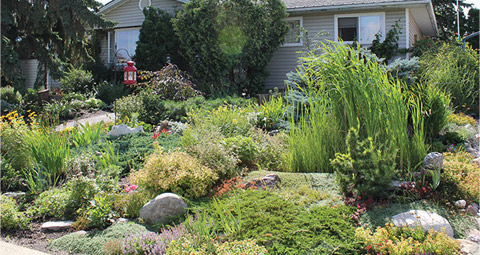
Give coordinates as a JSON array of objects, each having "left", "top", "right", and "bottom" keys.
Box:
[{"left": 97, "top": 0, "right": 480, "bottom": 8}]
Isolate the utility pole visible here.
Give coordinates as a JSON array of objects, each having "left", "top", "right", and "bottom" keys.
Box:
[{"left": 457, "top": 0, "right": 461, "bottom": 40}]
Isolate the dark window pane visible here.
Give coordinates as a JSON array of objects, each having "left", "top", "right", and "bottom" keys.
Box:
[{"left": 338, "top": 17, "right": 358, "bottom": 41}]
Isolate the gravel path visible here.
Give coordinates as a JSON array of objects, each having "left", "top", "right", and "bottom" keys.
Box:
[{"left": 55, "top": 110, "right": 115, "bottom": 131}]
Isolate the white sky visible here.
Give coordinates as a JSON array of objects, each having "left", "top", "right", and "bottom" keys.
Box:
[{"left": 98, "top": 0, "right": 479, "bottom": 9}]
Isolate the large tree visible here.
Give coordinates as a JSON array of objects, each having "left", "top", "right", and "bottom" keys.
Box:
[
  {"left": 432, "top": 0, "right": 479, "bottom": 40},
  {"left": 1, "top": 0, "right": 114, "bottom": 92},
  {"left": 173, "top": 0, "right": 288, "bottom": 96}
]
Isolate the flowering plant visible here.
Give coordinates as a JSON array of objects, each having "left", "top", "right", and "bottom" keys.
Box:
[{"left": 124, "top": 184, "right": 138, "bottom": 193}]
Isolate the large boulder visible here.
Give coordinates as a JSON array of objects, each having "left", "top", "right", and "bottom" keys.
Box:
[
  {"left": 107, "top": 124, "right": 143, "bottom": 137},
  {"left": 139, "top": 193, "right": 187, "bottom": 225},
  {"left": 392, "top": 210, "right": 454, "bottom": 238}
]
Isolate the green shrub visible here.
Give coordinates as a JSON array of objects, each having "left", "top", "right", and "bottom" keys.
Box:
[
  {"left": 84, "top": 98, "right": 105, "bottom": 110},
  {"left": 447, "top": 112, "right": 477, "bottom": 126},
  {"left": 252, "top": 130, "right": 287, "bottom": 171},
  {"left": 0, "top": 157, "right": 24, "bottom": 191},
  {"left": 113, "top": 94, "right": 142, "bottom": 121},
  {"left": 95, "top": 81, "right": 131, "bottom": 106},
  {"left": 386, "top": 57, "right": 420, "bottom": 86},
  {"left": 440, "top": 152, "right": 479, "bottom": 204},
  {"left": 355, "top": 224, "right": 459, "bottom": 254},
  {"left": 222, "top": 135, "right": 258, "bottom": 164},
  {"left": 331, "top": 128, "right": 397, "bottom": 197},
  {"left": 113, "top": 190, "right": 153, "bottom": 219},
  {"left": 65, "top": 151, "right": 97, "bottom": 179},
  {"left": 0, "top": 195, "right": 30, "bottom": 230},
  {"left": 138, "top": 93, "right": 167, "bottom": 125},
  {"left": 60, "top": 67, "right": 95, "bottom": 94},
  {"left": 420, "top": 43, "right": 479, "bottom": 114},
  {"left": 30, "top": 188, "right": 70, "bottom": 219},
  {"left": 71, "top": 122, "right": 104, "bottom": 148},
  {"left": 83, "top": 193, "right": 117, "bottom": 229},
  {"left": 216, "top": 239, "right": 268, "bottom": 255},
  {"left": 0, "top": 86, "right": 23, "bottom": 105},
  {"left": 66, "top": 177, "right": 100, "bottom": 217},
  {"left": 134, "top": 64, "right": 202, "bottom": 101},
  {"left": 131, "top": 148, "right": 218, "bottom": 199}
]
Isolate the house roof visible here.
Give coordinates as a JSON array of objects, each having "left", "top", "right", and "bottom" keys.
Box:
[{"left": 284, "top": 0, "right": 430, "bottom": 11}]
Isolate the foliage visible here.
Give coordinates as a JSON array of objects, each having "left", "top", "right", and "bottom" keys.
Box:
[
  {"left": 134, "top": 7, "right": 185, "bottom": 71},
  {"left": 369, "top": 21, "right": 402, "bottom": 61},
  {"left": 113, "top": 95, "right": 142, "bottom": 120},
  {"left": 114, "top": 190, "right": 153, "bottom": 219},
  {"left": 95, "top": 141, "right": 121, "bottom": 177},
  {"left": 95, "top": 81, "right": 131, "bottom": 106},
  {"left": 60, "top": 67, "right": 95, "bottom": 94},
  {"left": 1, "top": 86, "right": 23, "bottom": 107},
  {"left": 431, "top": 0, "right": 478, "bottom": 40},
  {"left": 386, "top": 57, "right": 420, "bottom": 86},
  {"left": 221, "top": 136, "right": 258, "bottom": 165},
  {"left": 0, "top": 157, "right": 24, "bottom": 191},
  {"left": 71, "top": 122, "right": 105, "bottom": 148},
  {"left": 447, "top": 112, "right": 477, "bottom": 126},
  {"left": 84, "top": 193, "right": 117, "bottom": 229},
  {"left": 50, "top": 222, "right": 149, "bottom": 255},
  {"left": 250, "top": 95, "right": 286, "bottom": 131},
  {"left": 138, "top": 93, "right": 167, "bottom": 125},
  {"left": 65, "top": 177, "right": 101, "bottom": 217},
  {"left": 355, "top": 224, "right": 459, "bottom": 254},
  {"left": 122, "top": 224, "right": 186, "bottom": 255},
  {"left": 131, "top": 147, "right": 218, "bottom": 199},
  {"left": 440, "top": 152, "right": 479, "bottom": 203},
  {"left": 251, "top": 130, "right": 287, "bottom": 171},
  {"left": 0, "top": 195, "right": 30, "bottom": 230},
  {"left": 215, "top": 239, "right": 268, "bottom": 254},
  {"left": 65, "top": 151, "right": 97, "bottom": 179},
  {"left": 420, "top": 43, "right": 479, "bottom": 115},
  {"left": 331, "top": 128, "right": 397, "bottom": 198},
  {"left": 30, "top": 187, "right": 70, "bottom": 219},
  {"left": 189, "top": 105, "right": 255, "bottom": 137},
  {"left": 135, "top": 64, "right": 202, "bottom": 101},
  {"left": 285, "top": 42, "right": 426, "bottom": 173},
  {"left": 1, "top": 0, "right": 114, "bottom": 87},
  {"left": 173, "top": 0, "right": 288, "bottom": 96},
  {"left": 410, "top": 36, "right": 443, "bottom": 57}
]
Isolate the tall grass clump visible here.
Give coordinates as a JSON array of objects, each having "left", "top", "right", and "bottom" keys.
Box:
[
  {"left": 285, "top": 42, "right": 427, "bottom": 173},
  {"left": 71, "top": 122, "right": 104, "bottom": 148}
]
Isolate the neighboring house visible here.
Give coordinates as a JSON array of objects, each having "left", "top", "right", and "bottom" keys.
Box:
[{"left": 98, "top": 0, "right": 438, "bottom": 90}]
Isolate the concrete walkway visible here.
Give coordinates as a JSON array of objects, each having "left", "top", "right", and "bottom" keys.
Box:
[
  {"left": 0, "top": 240, "right": 50, "bottom": 255},
  {"left": 55, "top": 111, "right": 115, "bottom": 131}
]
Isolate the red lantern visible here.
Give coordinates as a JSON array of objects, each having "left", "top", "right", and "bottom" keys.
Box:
[{"left": 124, "top": 61, "right": 137, "bottom": 84}]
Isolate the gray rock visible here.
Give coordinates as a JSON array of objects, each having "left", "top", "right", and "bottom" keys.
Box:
[
  {"left": 467, "top": 203, "right": 480, "bottom": 216},
  {"left": 139, "top": 193, "right": 187, "bottom": 225},
  {"left": 392, "top": 210, "right": 454, "bottom": 238},
  {"left": 455, "top": 200, "right": 467, "bottom": 209},
  {"left": 467, "top": 229, "right": 480, "bottom": 244},
  {"left": 422, "top": 152, "right": 444, "bottom": 171},
  {"left": 2, "top": 192, "right": 26, "bottom": 200},
  {"left": 107, "top": 124, "right": 143, "bottom": 137},
  {"left": 389, "top": 181, "right": 414, "bottom": 190},
  {"left": 243, "top": 173, "right": 281, "bottom": 190},
  {"left": 117, "top": 218, "right": 129, "bottom": 223},
  {"left": 458, "top": 239, "right": 480, "bottom": 255},
  {"left": 41, "top": 221, "right": 74, "bottom": 232},
  {"left": 74, "top": 230, "right": 88, "bottom": 235}
]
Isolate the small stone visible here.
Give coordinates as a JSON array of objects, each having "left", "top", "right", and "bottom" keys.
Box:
[
  {"left": 41, "top": 221, "right": 74, "bottom": 232},
  {"left": 458, "top": 239, "right": 480, "bottom": 255},
  {"left": 243, "top": 173, "right": 281, "bottom": 190},
  {"left": 473, "top": 157, "right": 480, "bottom": 165},
  {"left": 467, "top": 229, "right": 480, "bottom": 244},
  {"left": 422, "top": 152, "right": 444, "bottom": 171},
  {"left": 455, "top": 200, "right": 467, "bottom": 209},
  {"left": 74, "top": 230, "right": 88, "bottom": 235},
  {"left": 117, "top": 218, "right": 129, "bottom": 223},
  {"left": 392, "top": 210, "right": 454, "bottom": 238},
  {"left": 466, "top": 203, "right": 480, "bottom": 216},
  {"left": 2, "top": 192, "right": 26, "bottom": 200},
  {"left": 107, "top": 124, "right": 143, "bottom": 137},
  {"left": 139, "top": 193, "right": 187, "bottom": 225},
  {"left": 389, "top": 181, "right": 414, "bottom": 190}
]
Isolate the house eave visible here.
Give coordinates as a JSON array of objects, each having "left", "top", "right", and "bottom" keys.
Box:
[{"left": 99, "top": 0, "right": 189, "bottom": 14}]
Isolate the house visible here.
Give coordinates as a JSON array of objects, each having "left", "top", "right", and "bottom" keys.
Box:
[{"left": 98, "top": 0, "right": 438, "bottom": 90}]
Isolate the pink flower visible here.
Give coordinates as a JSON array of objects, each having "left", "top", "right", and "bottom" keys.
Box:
[{"left": 125, "top": 184, "right": 138, "bottom": 193}]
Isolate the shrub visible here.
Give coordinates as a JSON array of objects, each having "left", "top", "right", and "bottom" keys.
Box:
[
  {"left": 138, "top": 93, "right": 167, "bottom": 125},
  {"left": 447, "top": 112, "right": 477, "bottom": 126},
  {"left": 95, "top": 81, "right": 131, "bottom": 106},
  {"left": 131, "top": 147, "right": 218, "bottom": 199},
  {"left": 122, "top": 224, "right": 187, "bottom": 255},
  {"left": 30, "top": 188, "right": 70, "bottom": 219},
  {"left": 331, "top": 128, "right": 397, "bottom": 198},
  {"left": 0, "top": 157, "right": 24, "bottom": 191},
  {"left": 60, "top": 67, "right": 95, "bottom": 94},
  {"left": 440, "top": 152, "right": 479, "bottom": 203},
  {"left": 71, "top": 122, "right": 104, "bottom": 148},
  {"left": 222, "top": 135, "right": 258, "bottom": 165},
  {"left": 216, "top": 239, "right": 268, "bottom": 255},
  {"left": 66, "top": 177, "right": 100, "bottom": 217},
  {"left": 135, "top": 64, "right": 202, "bottom": 101},
  {"left": 355, "top": 224, "right": 459, "bottom": 254},
  {"left": 114, "top": 190, "right": 153, "bottom": 219},
  {"left": 190, "top": 105, "right": 255, "bottom": 137},
  {"left": 420, "top": 43, "right": 479, "bottom": 114},
  {"left": 0, "top": 195, "right": 30, "bottom": 230},
  {"left": 65, "top": 151, "right": 97, "bottom": 179},
  {"left": 113, "top": 95, "right": 142, "bottom": 121},
  {"left": 252, "top": 130, "right": 287, "bottom": 171},
  {"left": 369, "top": 21, "right": 402, "bottom": 62},
  {"left": 386, "top": 57, "right": 420, "bottom": 86},
  {"left": 83, "top": 193, "right": 117, "bottom": 229},
  {"left": 0, "top": 86, "right": 23, "bottom": 105}
]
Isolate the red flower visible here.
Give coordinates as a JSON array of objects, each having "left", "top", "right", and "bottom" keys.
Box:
[{"left": 152, "top": 132, "right": 161, "bottom": 140}]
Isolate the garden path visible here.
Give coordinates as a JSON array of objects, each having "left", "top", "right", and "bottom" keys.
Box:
[
  {"left": 0, "top": 240, "right": 50, "bottom": 255},
  {"left": 55, "top": 110, "right": 115, "bottom": 131}
]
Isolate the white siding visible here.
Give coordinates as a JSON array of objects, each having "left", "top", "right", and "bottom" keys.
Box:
[
  {"left": 408, "top": 11, "right": 422, "bottom": 48},
  {"left": 20, "top": 59, "right": 39, "bottom": 89},
  {"left": 265, "top": 8, "right": 408, "bottom": 90}
]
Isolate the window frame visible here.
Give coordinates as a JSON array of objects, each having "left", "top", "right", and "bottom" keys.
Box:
[
  {"left": 114, "top": 27, "right": 141, "bottom": 63},
  {"left": 334, "top": 12, "right": 385, "bottom": 45},
  {"left": 282, "top": 16, "right": 303, "bottom": 47}
]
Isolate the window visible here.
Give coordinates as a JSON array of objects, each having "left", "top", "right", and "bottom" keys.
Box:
[
  {"left": 283, "top": 17, "right": 303, "bottom": 47},
  {"left": 115, "top": 28, "right": 140, "bottom": 63},
  {"left": 335, "top": 13, "right": 384, "bottom": 44}
]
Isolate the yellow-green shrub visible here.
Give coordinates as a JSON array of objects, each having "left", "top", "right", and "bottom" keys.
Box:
[
  {"left": 215, "top": 239, "right": 268, "bottom": 255},
  {"left": 0, "top": 195, "right": 30, "bottom": 230},
  {"left": 114, "top": 190, "right": 153, "bottom": 219},
  {"left": 447, "top": 112, "right": 477, "bottom": 126},
  {"left": 131, "top": 148, "right": 218, "bottom": 199},
  {"left": 441, "top": 152, "right": 479, "bottom": 203},
  {"left": 355, "top": 224, "right": 459, "bottom": 255}
]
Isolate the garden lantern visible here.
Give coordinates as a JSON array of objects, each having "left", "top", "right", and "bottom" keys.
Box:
[{"left": 124, "top": 61, "right": 137, "bottom": 84}]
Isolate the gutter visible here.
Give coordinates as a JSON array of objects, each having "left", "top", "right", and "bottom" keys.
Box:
[{"left": 287, "top": 0, "right": 432, "bottom": 13}]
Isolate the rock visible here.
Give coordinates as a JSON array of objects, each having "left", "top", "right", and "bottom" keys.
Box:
[
  {"left": 422, "top": 152, "right": 444, "bottom": 171},
  {"left": 117, "top": 218, "right": 129, "bottom": 223},
  {"left": 2, "top": 192, "right": 26, "bottom": 200},
  {"left": 107, "top": 124, "right": 143, "bottom": 137},
  {"left": 473, "top": 157, "right": 480, "bottom": 165},
  {"left": 74, "top": 230, "right": 88, "bottom": 235},
  {"left": 467, "top": 229, "right": 480, "bottom": 244},
  {"left": 243, "top": 173, "right": 281, "bottom": 190},
  {"left": 455, "top": 200, "right": 467, "bottom": 209},
  {"left": 466, "top": 203, "right": 480, "bottom": 216},
  {"left": 41, "top": 221, "right": 74, "bottom": 232},
  {"left": 392, "top": 210, "right": 454, "bottom": 238},
  {"left": 458, "top": 239, "right": 480, "bottom": 255},
  {"left": 389, "top": 181, "right": 414, "bottom": 190},
  {"left": 139, "top": 193, "right": 187, "bottom": 225}
]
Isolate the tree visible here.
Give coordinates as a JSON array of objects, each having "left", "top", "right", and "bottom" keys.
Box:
[
  {"left": 134, "top": 7, "right": 185, "bottom": 71},
  {"left": 432, "top": 0, "right": 478, "bottom": 40},
  {"left": 1, "top": 0, "right": 114, "bottom": 92},
  {"left": 173, "top": 0, "right": 288, "bottom": 96}
]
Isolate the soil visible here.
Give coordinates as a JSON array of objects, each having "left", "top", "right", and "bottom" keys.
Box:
[{"left": 0, "top": 221, "right": 74, "bottom": 255}]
